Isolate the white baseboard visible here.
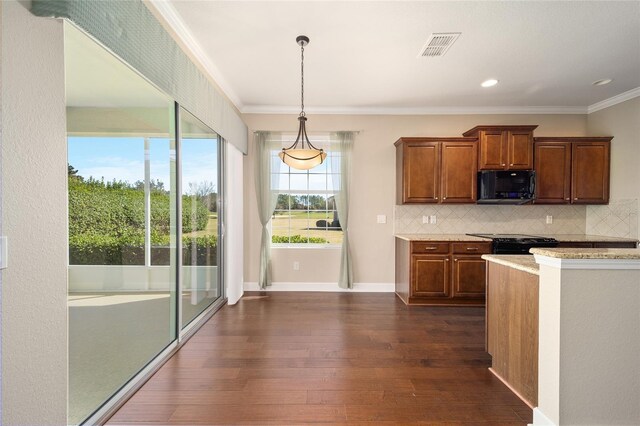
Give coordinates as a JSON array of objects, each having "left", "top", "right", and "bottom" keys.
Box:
[
  {"left": 531, "top": 408, "right": 556, "bottom": 426},
  {"left": 243, "top": 281, "right": 395, "bottom": 292}
]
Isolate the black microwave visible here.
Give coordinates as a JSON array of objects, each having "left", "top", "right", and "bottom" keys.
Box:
[{"left": 477, "top": 170, "right": 535, "bottom": 204}]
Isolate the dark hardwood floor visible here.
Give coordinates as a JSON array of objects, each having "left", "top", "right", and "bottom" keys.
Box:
[{"left": 107, "top": 292, "right": 532, "bottom": 425}]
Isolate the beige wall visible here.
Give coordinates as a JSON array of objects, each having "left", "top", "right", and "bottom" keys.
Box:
[
  {"left": 242, "top": 113, "right": 588, "bottom": 285},
  {"left": 587, "top": 97, "right": 640, "bottom": 237},
  {"left": 1, "top": 1, "right": 68, "bottom": 424}
]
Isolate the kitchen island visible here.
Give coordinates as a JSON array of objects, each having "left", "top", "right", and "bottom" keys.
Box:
[{"left": 484, "top": 248, "right": 640, "bottom": 426}]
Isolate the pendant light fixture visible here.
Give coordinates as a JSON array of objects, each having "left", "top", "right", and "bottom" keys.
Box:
[{"left": 278, "top": 35, "right": 327, "bottom": 170}]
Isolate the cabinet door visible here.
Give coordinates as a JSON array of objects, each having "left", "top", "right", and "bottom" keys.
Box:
[
  {"left": 451, "top": 255, "right": 486, "bottom": 298},
  {"left": 411, "top": 255, "right": 450, "bottom": 298},
  {"left": 478, "top": 130, "right": 506, "bottom": 170},
  {"left": 534, "top": 141, "right": 571, "bottom": 204},
  {"left": 441, "top": 142, "right": 478, "bottom": 203},
  {"left": 403, "top": 142, "right": 440, "bottom": 203},
  {"left": 507, "top": 130, "right": 534, "bottom": 170},
  {"left": 571, "top": 142, "right": 610, "bottom": 204}
]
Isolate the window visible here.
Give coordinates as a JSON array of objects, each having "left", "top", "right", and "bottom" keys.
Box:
[{"left": 271, "top": 139, "right": 343, "bottom": 245}]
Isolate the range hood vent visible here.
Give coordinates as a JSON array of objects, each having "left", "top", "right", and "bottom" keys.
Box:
[{"left": 419, "top": 32, "right": 461, "bottom": 57}]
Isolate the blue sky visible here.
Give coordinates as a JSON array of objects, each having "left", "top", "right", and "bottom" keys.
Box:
[{"left": 68, "top": 136, "right": 218, "bottom": 194}]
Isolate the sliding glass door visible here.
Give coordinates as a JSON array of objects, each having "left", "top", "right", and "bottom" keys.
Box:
[
  {"left": 179, "top": 108, "right": 223, "bottom": 329},
  {"left": 65, "top": 25, "right": 178, "bottom": 425},
  {"left": 65, "top": 25, "right": 225, "bottom": 425}
]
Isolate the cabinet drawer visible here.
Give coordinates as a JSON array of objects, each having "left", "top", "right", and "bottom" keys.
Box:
[
  {"left": 452, "top": 242, "right": 492, "bottom": 254},
  {"left": 411, "top": 242, "right": 449, "bottom": 254}
]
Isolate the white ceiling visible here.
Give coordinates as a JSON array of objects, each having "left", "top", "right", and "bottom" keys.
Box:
[{"left": 157, "top": 1, "right": 640, "bottom": 114}]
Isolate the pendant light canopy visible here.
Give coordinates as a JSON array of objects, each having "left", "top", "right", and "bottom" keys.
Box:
[{"left": 278, "top": 35, "right": 327, "bottom": 170}]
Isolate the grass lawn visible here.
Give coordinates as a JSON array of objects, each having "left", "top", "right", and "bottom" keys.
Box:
[
  {"left": 184, "top": 212, "right": 343, "bottom": 245},
  {"left": 272, "top": 211, "right": 343, "bottom": 244}
]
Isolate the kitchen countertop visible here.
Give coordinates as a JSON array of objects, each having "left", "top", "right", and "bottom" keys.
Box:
[
  {"left": 530, "top": 247, "right": 640, "bottom": 259},
  {"left": 394, "top": 233, "right": 638, "bottom": 243},
  {"left": 482, "top": 254, "right": 539, "bottom": 275},
  {"left": 394, "top": 234, "right": 489, "bottom": 242}
]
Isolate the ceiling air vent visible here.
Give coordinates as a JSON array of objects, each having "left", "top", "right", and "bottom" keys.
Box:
[{"left": 419, "top": 32, "right": 461, "bottom": 57}]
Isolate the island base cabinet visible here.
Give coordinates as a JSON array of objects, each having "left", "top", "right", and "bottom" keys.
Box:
[{"left": 486, "top": 262, "right": 539, "bottom": 407}]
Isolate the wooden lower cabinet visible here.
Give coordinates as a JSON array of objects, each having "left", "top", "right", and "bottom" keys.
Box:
[
  {"left": 396, "top": 238, "right": 491, "bottom": 306},
  {"left": 412, "top": 255, "right": 449, "bottom": 297},
  {"left": 452, "top": 255, "right": 486, "bottom": 298}
]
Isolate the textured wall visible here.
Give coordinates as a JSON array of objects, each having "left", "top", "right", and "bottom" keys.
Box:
[
  {"left": 586, "top": 97, "right": 640, "bottom": 239},
  {"left": 242, "top": 113, "right": 588, "bottom": 285},
  {"left": 1, "top": 2, "right": 68, "bottom": 424}
]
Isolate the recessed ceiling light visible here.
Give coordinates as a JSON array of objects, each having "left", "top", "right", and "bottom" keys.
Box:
[
  {"left": 592, "top": 78, "right": 613, "bottom": 86},
  {"left": 481, "top": 79, "right": 499, "bottom": 88}
]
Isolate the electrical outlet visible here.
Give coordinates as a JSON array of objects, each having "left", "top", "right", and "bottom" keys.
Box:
[
  {"left": 422, "top": 215, "right": 429, "bottom": 224},
  {"left": 377, "top": 215, "right": 387, "bottom": 224},
  {"left": 430, "top": 215, "right": 437, "bottom": 224},
  {"left": 293, "top": 261, "right": 300, "bottom": 271},
  {"left": 546, "top": 215, "right": 553, "bottom": 224}
]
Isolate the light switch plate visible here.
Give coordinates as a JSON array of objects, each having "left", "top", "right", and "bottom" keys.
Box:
[
  {"left": 0, "top": 236, "right": 7, "bottom": 269},
  {"left": 546, "top": 215, "right": 553, "bottom": 224},
  {"left": 430, "top": 215, "right": 437, "bottom": 224},
  {"left": 376, "top": 215, "right": 387, "bottom": 224},
  {"left": 422, "top": 215, "right": 429, "bottom": 224}
]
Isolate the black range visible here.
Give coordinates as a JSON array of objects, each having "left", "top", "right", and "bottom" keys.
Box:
[{"left": 466, "top": 233, "right": 558, "bottom": 254}]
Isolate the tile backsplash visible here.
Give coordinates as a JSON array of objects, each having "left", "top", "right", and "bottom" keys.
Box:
[
  {"left": 394, "top": 204, "right": 586, "bottom": 235},
  {"left": 586, "top": 199, "right": 638, "bottom": 239}
]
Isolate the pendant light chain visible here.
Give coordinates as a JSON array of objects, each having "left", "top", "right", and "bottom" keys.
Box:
[{"left": 300, "top": 43, "right": 305, "bottom": 116}]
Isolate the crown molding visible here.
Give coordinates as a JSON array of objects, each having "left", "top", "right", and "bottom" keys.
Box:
[
  {"left": 146, "top": 0, "right": 244, "bottom": 110},
  {"left": 587, "top": 86, "right": 640, "bottom": 114},
  {"left": 242, "top": 105, "right": 588, "bottom": 115}
]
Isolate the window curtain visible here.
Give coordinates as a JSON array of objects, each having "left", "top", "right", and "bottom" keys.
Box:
[
  {"left": 254, "top": 132, "right": 280, "bottom": 289},
  {"left": 330, "top": 132, "right": 355, "bottom": 289}
]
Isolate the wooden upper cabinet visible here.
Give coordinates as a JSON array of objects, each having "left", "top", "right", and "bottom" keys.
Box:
[
  {"left": 441, "top": 141, "right": 478, "bottom": 203},
  {"left": 572, "top": 139, "right": 611, "bottom": 204},
  {"left": 396, "top": 139, "right": 440, "bottom": 204},
  {"left": 478, "top": 130, "right": 505, "bottom": 169},
  {"left": 534, "top": 141, "right": 571, "bottom": 204},
  {"left": 463, "top": 125, "right": 537, "bottom": 170},
  {"left": 534, "top": 137, "right": 611, "bottom": 205},
  {"left": 508, "top": 130, "right": 535, "bottom": 169},
  {"left": 395, "top": 138, "right": 477, "bottom": 204}
]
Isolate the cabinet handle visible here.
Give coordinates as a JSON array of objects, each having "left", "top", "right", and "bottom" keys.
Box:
[
  {"left": 435, "top": 197, "right": 438, "bottom": 200},
  {"left": 510, "top": 163, "right": 514, "bottom": 166},
  {"left": 501, "top": 163, "right": 506, "bottom": 166},
  {"left": 443, "top": 197, "right": 447, "bottom": 200},
  {"left": 574, "top": 197, "right": 578, "bottom": 200},
  {"left": 454, "top": 259, "right": 458, "bottom": 262},
  {"left": 445, "top": 259, "right": 450, "bottom": 262},
  {"left": 424, "top": 247, "right": 438, "bottom": 250},
  {"left": 565, "top": 198, "right": 570, "bottom": 201},
  {"left": 466, "top": 247, "right": 478, "bottom": 251}
]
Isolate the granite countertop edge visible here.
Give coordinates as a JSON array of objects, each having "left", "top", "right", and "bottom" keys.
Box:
[
  {"left": 394, "top": 234, "right": 489, "bottom": 242},
  {"left": 394, "top": 234, "right": 638, "bottom": 243},
  {"left": 482, "top": 255, "right": 539, "bottom": 275},
  {"left": 529, "top": 248, "right": 640, "bottom": 259}
]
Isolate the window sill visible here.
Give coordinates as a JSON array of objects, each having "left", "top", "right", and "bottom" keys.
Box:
[{"left": 271, "top": 244, "right": 342, "bottom": 250}]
